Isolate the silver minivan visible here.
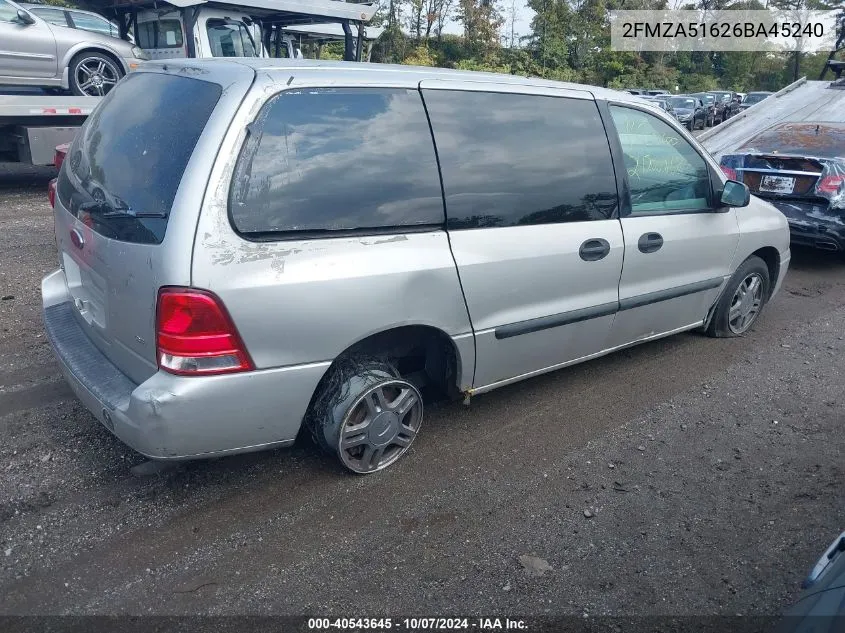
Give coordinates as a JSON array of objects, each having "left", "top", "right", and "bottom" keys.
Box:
[{"left": 42, "top": 59, "right": 791, "bottom": 474}]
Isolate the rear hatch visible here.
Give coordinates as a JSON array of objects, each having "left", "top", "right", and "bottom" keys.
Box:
[{"left": 53, "top": 66, "right": 251, "bottom": 384}]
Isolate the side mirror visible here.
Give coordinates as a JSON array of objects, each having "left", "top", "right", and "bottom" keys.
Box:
[
  {"left": 16, "top": 9, "right": 35, "bottom": 25},
  {"left": 720, "top": 180, "right": 751, "bottom": 207}
]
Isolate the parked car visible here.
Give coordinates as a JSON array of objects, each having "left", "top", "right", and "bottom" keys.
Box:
[
  {"left": 646, "top": 89, "right": 670, "bottom": 96},
  {"left": 691, "top": 92, "right": 718, "bottom": 126},
  {"left": 668, "top": 95, "right": 707, "bottom": 130},
  {"left": 739, "top": 91, "right": 773, "bottom": 111},
  {"left": 776, "top": 531, "right": 845, "bottom": 632},
  {"left": 642, "top": 95, "right": 677, "bottom": 119},
  {"left": 0, "top": 0, "right": 147, "bottom": 95},
  {"left": 625, "top": 88, "right": 647, "bottom": 95},
  {"left": 720, "top": 121, "right": 845, "bottom": 253},
  {"left": 42, "top": 60, "right": 790, "bottom": 474},
  {"left": 19, "top": 2, "right": 132, "bottom": 43},
  {"left": 710, "top": 90, "right": 740, "bottom": 121}
]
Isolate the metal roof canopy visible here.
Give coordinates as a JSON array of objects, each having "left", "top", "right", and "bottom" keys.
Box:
[
  {"left": 77, "top": 0, "right": 376, "bottom": 26},
  {"left": 283, "top": 22, "right": 383, "bottom": 41}
]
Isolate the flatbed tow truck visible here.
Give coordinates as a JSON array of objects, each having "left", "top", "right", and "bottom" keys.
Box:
[{"left": 0, "top": 0, "right": 377, "bottom": 165}]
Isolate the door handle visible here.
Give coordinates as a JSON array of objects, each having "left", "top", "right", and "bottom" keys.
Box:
[
  {"left": 637, "top": 232, "right": 664, "bottom": 254},
  {"left": 579, "top": 238, "right": 611, "bottom": 262}
]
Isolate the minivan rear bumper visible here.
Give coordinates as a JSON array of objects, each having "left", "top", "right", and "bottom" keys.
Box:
[{"left": 42, "top": 269, "right": 329, "bottom": 460}]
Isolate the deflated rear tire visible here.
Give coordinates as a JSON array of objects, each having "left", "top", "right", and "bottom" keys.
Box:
[
  {"left": 706, "top": 256, "right": 770, "bottom": 338},
  {"left": 307, "top": 357, "right": 424, "bottom": 474}
]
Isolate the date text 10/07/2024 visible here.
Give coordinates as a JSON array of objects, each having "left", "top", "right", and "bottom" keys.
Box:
[{"left": 307, "top": 618, "right": 529, "bottom": 630}]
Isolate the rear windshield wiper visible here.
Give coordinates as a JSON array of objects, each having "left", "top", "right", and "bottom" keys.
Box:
[{"left": 78, "top": 201, "right": 167, "bottom": 219}]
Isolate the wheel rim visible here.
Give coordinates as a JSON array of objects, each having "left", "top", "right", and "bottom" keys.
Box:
[
  {"left": 728, "top": 272, "right": 764, "bottom": 334},
  {"left": 75, "top": 58, "right": 119, "bottom": 96},
  {"left": 337, "top": 379, "right": 423, "bottom": 474}
]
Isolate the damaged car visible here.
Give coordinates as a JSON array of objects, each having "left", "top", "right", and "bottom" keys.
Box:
[
  {"left": 42, "top": 60, "right": 790, "bottom": 474},
  {"left": 719, "top": 122, "right": 845, "bottom": 253}
]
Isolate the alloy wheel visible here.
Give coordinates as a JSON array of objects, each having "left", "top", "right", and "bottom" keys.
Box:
[
  {"left": 728, "top": 272, "right": 763, "bottom": 334},
  {"left": 337, "top": 379, "right": 423, "bottom": 474},
  {"left": 75, "top": 58, "right": 119, "bottom": 96}
]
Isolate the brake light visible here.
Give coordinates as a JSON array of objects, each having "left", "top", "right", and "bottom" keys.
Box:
[
  {"left": 47, "top": 178, "right": 57, "bottom": 208},
  {"left": 720, "top": 165, "right": 738, "bottom": 180},
  {"left": 156, "top": 288, "right": 253, "bottom": 376},
  {"left": 817, "top": 175, "right": 845, "bottom": 195}
]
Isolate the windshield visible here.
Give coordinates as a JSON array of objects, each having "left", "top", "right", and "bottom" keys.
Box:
[
  {"left": 206, "top": 18, "right": 257, "bottom": 57},
  {"left": 744, "top": 93, "right": 770, "bottom": 104},
  {"left": 137, "top": 19, "right": 183, "bottom": 48},
  {"left": 670, "top": 97, "right": 696, "bottom": 109},
  {"left": 699, "top": 95, "right": 714, "bottom": 105},
  {"left": 56, "top": 72, "right": 222, "bottom": 244}
]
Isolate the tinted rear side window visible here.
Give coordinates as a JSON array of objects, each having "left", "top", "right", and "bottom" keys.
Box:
[
  {"left": 422, "top": 90, "right": 618, "bottom": 229},
  {"left": 57, "top": 72, "right": 221, "bottom": 244},
  {"left": 230, "top": 88, "right": 444, "bottom": 237}
]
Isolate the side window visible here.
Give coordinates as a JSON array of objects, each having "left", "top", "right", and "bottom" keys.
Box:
[
  {"left": 609, "top": 105, "right": 712, "bottom": 215},
  {"left": 0, "top": 0, "right": 21, "bottom": 22},
  {"left": 31, "top": 7, "right": 68, "bottom": 26},
  {"left": 422, "top": 90, "right": 618, "bottom": 229},
  {"left": 230, "top": 88, "right": 444, "bottom": 236},
  {"left": 69, "top": 12, "right": 112, "bottom": 36}
]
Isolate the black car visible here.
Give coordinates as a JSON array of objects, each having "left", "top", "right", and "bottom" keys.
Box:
[
  {"left": 719, "top": 122, "right": 845, "bottom": 253},
  {"left": 691, "top": 92, "right": 717, "bottom": 126},
  {"left": 667, "top": 95, "right": 707, "bottom": 130},
  {"left": 739, "top": 91, "right": 773, "bottom": 111},
  {"left": 710, "top": 90, "right": 740, "bottom": 121}
]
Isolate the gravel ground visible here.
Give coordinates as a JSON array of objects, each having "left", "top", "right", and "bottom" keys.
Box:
[{"left": 0, "top": 163, "right": 843, "bottom": 620}]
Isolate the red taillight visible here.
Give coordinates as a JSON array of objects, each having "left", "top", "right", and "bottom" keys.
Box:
[
  {"left": 720, "top": 165, "right": 738, "bottom": 180},
  {"left": 817, "top": 175, "right": 845, "bottom": 195},
  {"left": 155, "top": 288, "right": 253, "bottom": 376},
  {"left": 54, "top": 144, "right": 68, "bottom": 170},
  {"left": 47, "top": 178, "right": 57, "bottom": 208}
]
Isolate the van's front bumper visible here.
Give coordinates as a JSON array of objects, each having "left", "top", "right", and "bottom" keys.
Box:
[{"left": 41, "top": 269, "right": 329, "bottom": 460}]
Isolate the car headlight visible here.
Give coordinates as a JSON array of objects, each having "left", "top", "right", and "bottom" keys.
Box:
[{"left": 131, "top": 46, "right": 150, "bottom": 61}]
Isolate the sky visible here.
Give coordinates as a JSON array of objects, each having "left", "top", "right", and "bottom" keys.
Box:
[{"left": 434, "top": 2, "right": 536, "bottom": 42}]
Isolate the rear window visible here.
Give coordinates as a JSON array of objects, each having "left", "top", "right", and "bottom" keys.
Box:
[
  {"left": 57, "top": 72, "right": 222, "bottom": 244},
  {"left": 739, "top": 123, "right": 845, "bottom": 159},
  {"left": 137, "top": 20, "right": 183, "bottom": 48},
  {"left": 229, "top": 88, "right": 444, "bottom": 237}
]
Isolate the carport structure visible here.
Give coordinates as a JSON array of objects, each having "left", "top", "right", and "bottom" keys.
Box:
[{"left": 75, "top": 0, "right": 378, "bottom": 61}]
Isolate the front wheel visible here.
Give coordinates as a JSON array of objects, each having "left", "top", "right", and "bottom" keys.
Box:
[
  {"left": 68, "top": 52, "right": 123, "bottom": 97},
  {"left": 706, "top": 256, "right": 770, "bottom": 338},
  {"left": 307, "top": 358, "right": 424, "bottom": 474}
]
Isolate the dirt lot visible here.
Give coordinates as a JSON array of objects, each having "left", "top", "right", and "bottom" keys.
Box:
[{"left": 0, "top": 163, "right": 843, "bottom": 619}]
